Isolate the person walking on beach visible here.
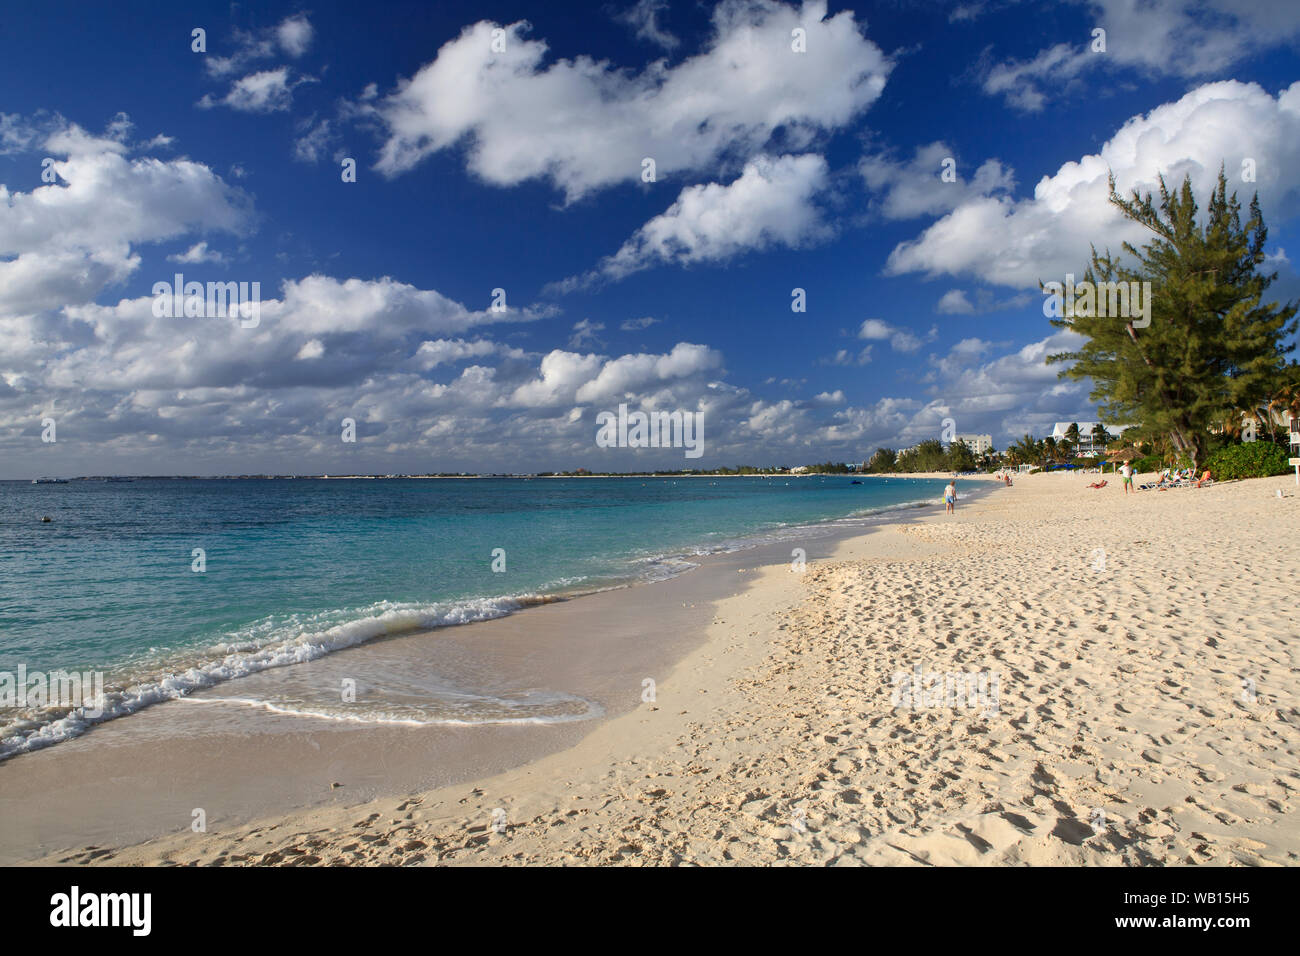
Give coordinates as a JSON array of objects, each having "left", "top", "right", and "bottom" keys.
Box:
[
  {"left": 945, "top": 478, "right": 957, "bottom": 514},
  {"left": 1120, "top": 460, "right": 1134, "bottom": 495}
]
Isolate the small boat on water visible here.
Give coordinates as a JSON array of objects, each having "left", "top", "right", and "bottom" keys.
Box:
[{"left": 32, "top": 477, "right": 69, "bottom": 484}]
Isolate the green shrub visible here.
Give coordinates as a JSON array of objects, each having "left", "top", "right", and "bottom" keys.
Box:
[
  {"left": 1131, "top": 455, "right": 1164, "bottom": 472},
  {"left": 1203, "top": 442, "right": 1290, "bottom": 480}
]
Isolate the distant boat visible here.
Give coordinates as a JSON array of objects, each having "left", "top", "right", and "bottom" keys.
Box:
[
  {"left": 850, "top": 479, "right": 863, "bottom": 484},
  {"left": 32, "top": 477, "right": 69, "bottom": 484}
]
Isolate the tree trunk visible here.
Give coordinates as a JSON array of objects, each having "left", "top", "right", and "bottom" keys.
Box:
[
  {"left": 1168, "top": 427, "right": 1197, "bottom": 472},
  {"left": 1126, "top": 321, "right": 1203, "bottom": 472}
]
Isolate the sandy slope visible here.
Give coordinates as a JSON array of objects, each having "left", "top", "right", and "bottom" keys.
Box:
[{"left": 56, "top": 473, "right": 1298, "bottom": 866}]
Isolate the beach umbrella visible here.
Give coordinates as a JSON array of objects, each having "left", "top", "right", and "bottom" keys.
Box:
[{"left": 1105, "top": 446, "right": 1145, "bottom": 473}]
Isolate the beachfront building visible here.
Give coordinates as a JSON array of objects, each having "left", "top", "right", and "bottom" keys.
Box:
[
  {"left": 954, "top": 434, "right": 993, "bottom": 455},
  {"left": 1049, "top": 421, "right": 1116, "bottom": 457},
  {"left": 1237, "top": 408, "right": 1296, "bottom": 438}
]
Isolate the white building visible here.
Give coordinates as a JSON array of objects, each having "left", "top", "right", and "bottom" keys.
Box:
[
  {"left": 1240, "top": 409, "right": 1296, "bottom": 438},
  {"left": 1050, "top": 422, "right": 1118, "bottom": 456},
  {"left": 954, "top": 434, "right": 993, "bottom": 455}
]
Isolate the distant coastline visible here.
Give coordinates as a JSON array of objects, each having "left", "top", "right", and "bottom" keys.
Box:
[{"left": 9, "top": 471, "right": 981, "bottom": 482}]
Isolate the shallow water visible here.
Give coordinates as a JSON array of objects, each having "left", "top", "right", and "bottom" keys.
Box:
[{"left": 0, "top": 475, "right": 948, "bottom": 754}]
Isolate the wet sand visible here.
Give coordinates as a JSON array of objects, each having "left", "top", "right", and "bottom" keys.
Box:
[
  {"left": 26, "top": 471, "right": 1296, "bottom": 867},
  {"left": 0, "top": 493, "right": 961, "bottom": 863}
]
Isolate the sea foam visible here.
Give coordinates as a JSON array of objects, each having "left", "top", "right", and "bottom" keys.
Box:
[{"left": 0, "top": 595, "right": 531, "bottom": 759}]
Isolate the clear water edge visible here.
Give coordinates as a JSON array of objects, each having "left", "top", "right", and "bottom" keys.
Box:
[{"left": 0, "top": 476, "right": 951, "bottom": 758}]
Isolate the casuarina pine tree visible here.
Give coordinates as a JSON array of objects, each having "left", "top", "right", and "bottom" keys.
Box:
[{"left": 1048, "top": 168, "right": 1297, "bottom": 470}]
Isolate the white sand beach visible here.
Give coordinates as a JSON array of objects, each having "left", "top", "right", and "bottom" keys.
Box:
[{"left": 23, "top": 472, "right": 1300, "bottom": 866}]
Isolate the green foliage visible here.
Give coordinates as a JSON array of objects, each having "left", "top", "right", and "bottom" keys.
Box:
[
  {"left": 1048, "top": 168, "right": 1297, "bottom": 470},
  {"left": 1204, "top": 442, "right": 1290, "bottom": 479},
  {"left": 866, "top": 448, "right": 897, "bottom": 473},
  {"left": 947, "top": 440, "right": 979, "bottom": 472},
  {"left": 891, "top": 440, "right": 978, "bottom": 473},
  {"left": 1006, "top": 433, "right": 1045, "bottom": 467},
  {"left": 896, "top": 439, "right": 948, "bottom": 473}
]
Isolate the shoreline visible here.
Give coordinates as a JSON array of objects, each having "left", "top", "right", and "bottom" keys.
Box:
[
  {"left": 0, "top": 477, "right": 961, "bottom": 766},
  {"left": 0, "top": 481, "right": 993, "bottom": 864},
  {"left": 17, "top": 471, "right": 1292, "bottom": 866},
  {"left": 7, "top": 471, "right": 995, "bottom": 482}
]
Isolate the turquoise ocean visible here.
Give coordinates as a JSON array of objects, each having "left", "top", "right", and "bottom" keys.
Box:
[{"left": 0, "top": 475, "right": 949, "bottom": 757}]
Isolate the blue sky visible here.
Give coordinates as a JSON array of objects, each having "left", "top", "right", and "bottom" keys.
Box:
[{"left": 2, "top": 0, "right": 1298, "bottom": 476}]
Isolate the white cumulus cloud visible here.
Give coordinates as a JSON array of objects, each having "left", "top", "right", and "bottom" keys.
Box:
[
  {"left": 982, "top": 0, "right": 1300, "bottom": 112},
  {"left": 565, "top": 154, "right": 831, "bottom": 286},
  {"left": 371, "top": 0, "right": 890, "bottom": 200},
  {"left": 886, "top": 81, "right": 1300, "bottom": 288}
]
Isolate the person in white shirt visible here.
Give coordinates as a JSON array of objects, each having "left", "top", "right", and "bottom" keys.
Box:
[
  {"left": 1120, "top": 460, "right": 1134, "bottom": 495},
  {"left": 945, "top": 479, "right": 957, "bottom": 514}
]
